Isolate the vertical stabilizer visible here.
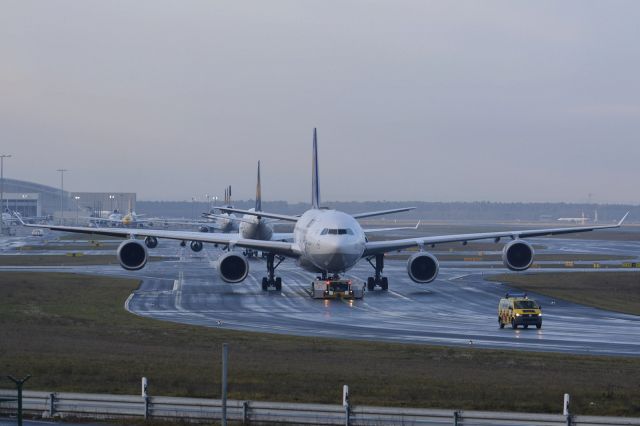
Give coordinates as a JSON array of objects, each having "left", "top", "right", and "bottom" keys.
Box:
[
  {"left": 311, "top": 128, "right": 320, "bottom": 209},
  {"left": 255, "top": 161, "right": 262, "bottom": 211}
]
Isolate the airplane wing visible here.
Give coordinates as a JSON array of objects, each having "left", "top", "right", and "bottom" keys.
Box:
[
  {"left": 363, "top": 213, "right": 629, "bottom": 257},
  {"left": 154, "top": 218, "right": 224, "bottom": 229},
  {"left": 363, "top": 221, "right": 420, "bottom": 234},
  {"left": 17, "top": 220, "right": 300, "bottom": 258},
  {"left": 201, "top": 213, "right": 258, "bottom": 224},
  {"left": 215, "top": 207, "right": 300, "bottom": 222},
  {"left": 271, "top": 232, "right": 294, "bottom": 242},
  {"left": 351, "top": 207, "right": 416, "bottom": 219},
  {"left": 215, "top": 206, "right": 416, "bottom": 222}
]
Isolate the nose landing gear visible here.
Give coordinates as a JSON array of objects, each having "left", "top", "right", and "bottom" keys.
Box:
[
  {"left": 366, "top": 253, "right": 388, "bottom": 291},
  {"left": 261, "top": 252, "right": 284, "bottom": 291}
]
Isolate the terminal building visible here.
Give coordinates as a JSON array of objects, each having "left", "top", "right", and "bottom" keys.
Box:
[{"left": 1, "top": 178, "right": 136, "bottom": 221}]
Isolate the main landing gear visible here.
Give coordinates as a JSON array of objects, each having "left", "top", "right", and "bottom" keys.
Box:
[
  {"left": 366, "top": 253, "right": 388, "bottom": 291},
  {"left": 261, "top": 252, "right": 284, "bottom": 291}
]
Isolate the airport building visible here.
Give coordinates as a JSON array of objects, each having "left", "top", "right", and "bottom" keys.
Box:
[
  {"left": 69, "top": 192, "right": 137, "bottom": 216},
  {"left": 1, "top": 178, "right": 136, "bottom": 220},
  {"left": 1, "top": 193, "right": 41, "bottom": 217}
]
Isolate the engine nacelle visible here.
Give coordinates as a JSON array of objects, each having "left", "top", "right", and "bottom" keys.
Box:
[
  {"left": 199, "top": 226, "right": 210, "bottom": 233},
  {"left": 144, "top": 236, "right": 158, "bottom": 249},
  {"left": 190, "top": 241, "right": 203, "bottom": 252},
  {"left": 502, "top": 240, "right": 534, "bottom": 271},
  {"left": 218, "top": 253, "right": 249, "bottom": 283},
  {"left": 117, "top": 240, "right": 148, "bottom": 271},
  {"left": 407, "top": 252, "right": 439, "bottom": 283}
]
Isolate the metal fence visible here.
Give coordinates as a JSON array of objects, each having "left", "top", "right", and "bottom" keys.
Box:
[{"left": 2, "top": 389, "right": 640, "bottom": 425}]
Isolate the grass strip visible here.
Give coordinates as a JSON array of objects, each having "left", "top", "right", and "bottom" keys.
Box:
[
  {"left": 487, "top": 271, "right": 640, "bottom": 316},
  {"left": 386, "top": 253, "right": 632, "bottom": 261},
  {"left": 0, "top": 255, "right": 172, "bottom": 266},
  {"left": 17, "top": 244, "right": 119, "bottom": 251},
  {"left": 0, "top": 272, "right": 639, "bottom": 416}
]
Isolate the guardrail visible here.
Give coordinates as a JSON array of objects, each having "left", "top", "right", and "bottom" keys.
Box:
[{"left": 2, "top": 389, "right": 640, "bottom": 425}]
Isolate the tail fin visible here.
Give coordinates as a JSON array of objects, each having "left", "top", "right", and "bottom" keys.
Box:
[
  {"left": 255, "top": 161, "right": 262, "bottom": 211},
  {"left": 224, "top": 185, "right": 232, "bottom": 206},
  {"left": 311, "top": 128, "right": 320, "bottom": 209}
]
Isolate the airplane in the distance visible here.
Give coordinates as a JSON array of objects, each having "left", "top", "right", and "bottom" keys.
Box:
[{"left": 16, "top": 129, "right": 629, "bottom": 293}]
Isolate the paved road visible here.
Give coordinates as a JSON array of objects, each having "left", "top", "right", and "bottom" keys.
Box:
[
  {"left": 4, "top": 233, "right": 640, "bottom": 356},
  {"left": 122, "top": 238, "right": 640, "bottom": 356}
]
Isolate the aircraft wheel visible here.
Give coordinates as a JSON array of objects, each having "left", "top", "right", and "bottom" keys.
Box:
[
  {"left": 261, "top": 277, "right": 268, "bottom": 291},
  {"left": 275, "top": 277, "right": 282, "bottom": 291},
  {"left": 381, "top": 277, "right": 389, "bottom": 291},
  {"left": 367, "top": 277, "right": 375, "bottom": 291}
]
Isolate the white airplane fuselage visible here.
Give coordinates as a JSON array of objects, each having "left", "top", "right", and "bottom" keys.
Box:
[
  {"left": 216, "top": 212, "right": 238, "bottom": 233},
  {"left": 293, "top": 209, "right": 366, "bottom": 274},
  {"left": 239, "top": 209, "right": 273, "bottom": 240}
]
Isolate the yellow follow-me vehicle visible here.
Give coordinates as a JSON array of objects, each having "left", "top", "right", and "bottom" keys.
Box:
[{"left": 498, "top": 293, "right": 542, "bottom": 329}]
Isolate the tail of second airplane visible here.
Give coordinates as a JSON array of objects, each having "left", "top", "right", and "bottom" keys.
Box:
[
  {"left": 311, "top": 128, "right": 320, "bottom": 209},
  {"left": 255, "top": 161, "right": 262, "bottom": 212}
]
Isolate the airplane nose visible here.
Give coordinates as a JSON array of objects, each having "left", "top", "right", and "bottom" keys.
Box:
[{"left": 310, "top": 237, "right": 361, "bottom": 271}]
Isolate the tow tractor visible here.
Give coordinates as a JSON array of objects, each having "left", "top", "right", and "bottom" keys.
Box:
[{"left": 311, "top": 277, "right": 365, "bottom": 299}]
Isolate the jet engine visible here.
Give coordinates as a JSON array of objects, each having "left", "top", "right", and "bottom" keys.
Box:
[
  {"left": 502, "top": 240, "right": 534, "bottom": 271},
  {"left": 117, "top": 240, "right": 148, "bottom": 271},
  {"left": 407, "top": 252, "right": 439, "bottom": 283},
  {"left": 217, "top": 253, "right": 249, "bottom": 283},
  {"left": 190, "top": 241, "right": 203, "bottom": 252},
  {"left": 144, "top": 236, "right": 158, "bottom": 249}
]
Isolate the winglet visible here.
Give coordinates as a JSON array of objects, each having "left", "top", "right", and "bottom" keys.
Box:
[
  {"left": 618, "top": 212, "right": 630, "bottom": 226},
  {"left": 311, "top": 128, "right": 321, "bottom": 209},
  {"left": 255, "top": 161, "right": 262, "bottom": 212}
]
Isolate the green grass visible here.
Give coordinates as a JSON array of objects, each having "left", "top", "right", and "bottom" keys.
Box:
[
  {"left": 57, "top": 233, "right": 122, "bottom": 241},
  {"left": 386, "top": 253, "right": 632, "bottom": 261},
  {"left": 487, "top": 272, "right": 640, "bottom": 316},
  {"left": 0, "top": 255, "right": 173, "bottom": 266},
  {"left": 1, "top": 273, "right": 640, "bottom": 416},
  {"left": 17, "top": 243, "right": 119, "bottom": 251}
]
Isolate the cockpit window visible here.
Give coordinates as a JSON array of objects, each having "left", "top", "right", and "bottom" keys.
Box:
[{"left": 321, "top": 228, "right": 353, "bottom": 235}]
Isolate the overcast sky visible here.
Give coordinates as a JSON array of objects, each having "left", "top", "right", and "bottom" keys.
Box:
[{"left": 2, "top": 1, "right": 639, "bottom": 204}]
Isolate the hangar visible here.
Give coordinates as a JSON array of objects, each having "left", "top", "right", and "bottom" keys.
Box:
[{"left": 0, "top": 178, "right": 135, "bottom": 221}]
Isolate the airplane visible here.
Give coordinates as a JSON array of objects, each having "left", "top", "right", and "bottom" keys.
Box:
[
  {"left": 558, "top": 210, "right": 599, "bottom": 225},
  {"left": 206, "top": 186, "right": 239, "bottom": 233},
  {"left": 169, "top": 186, "right": 240, "bottom": 233},
  {"left": 167, "top": 161, "right": 418, "bottom": 259},
  {"left": 86, "top": 208, "right": 149, "bottom": 228},
  {"left": 16, "top": 129, "right": 629, "bottom": 294},
  {"left": 557, "top": 211, "right": 589, "bottom": 224},
  {"left": 199, "top": 161, "right": 418, "bottom": 257}
]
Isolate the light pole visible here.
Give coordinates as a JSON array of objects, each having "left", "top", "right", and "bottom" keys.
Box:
[
  {"left": 108, "top": 194, "right": 115, "bottom": 214},
  {"left": 0, "top": 154, "right": 12, "bottom": 233},
  {"left": 74, "top": 196, "right": 80, "bottom": 225},
  {"left": 56, "top": 169, "right": 68, "bottom": 224}
]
